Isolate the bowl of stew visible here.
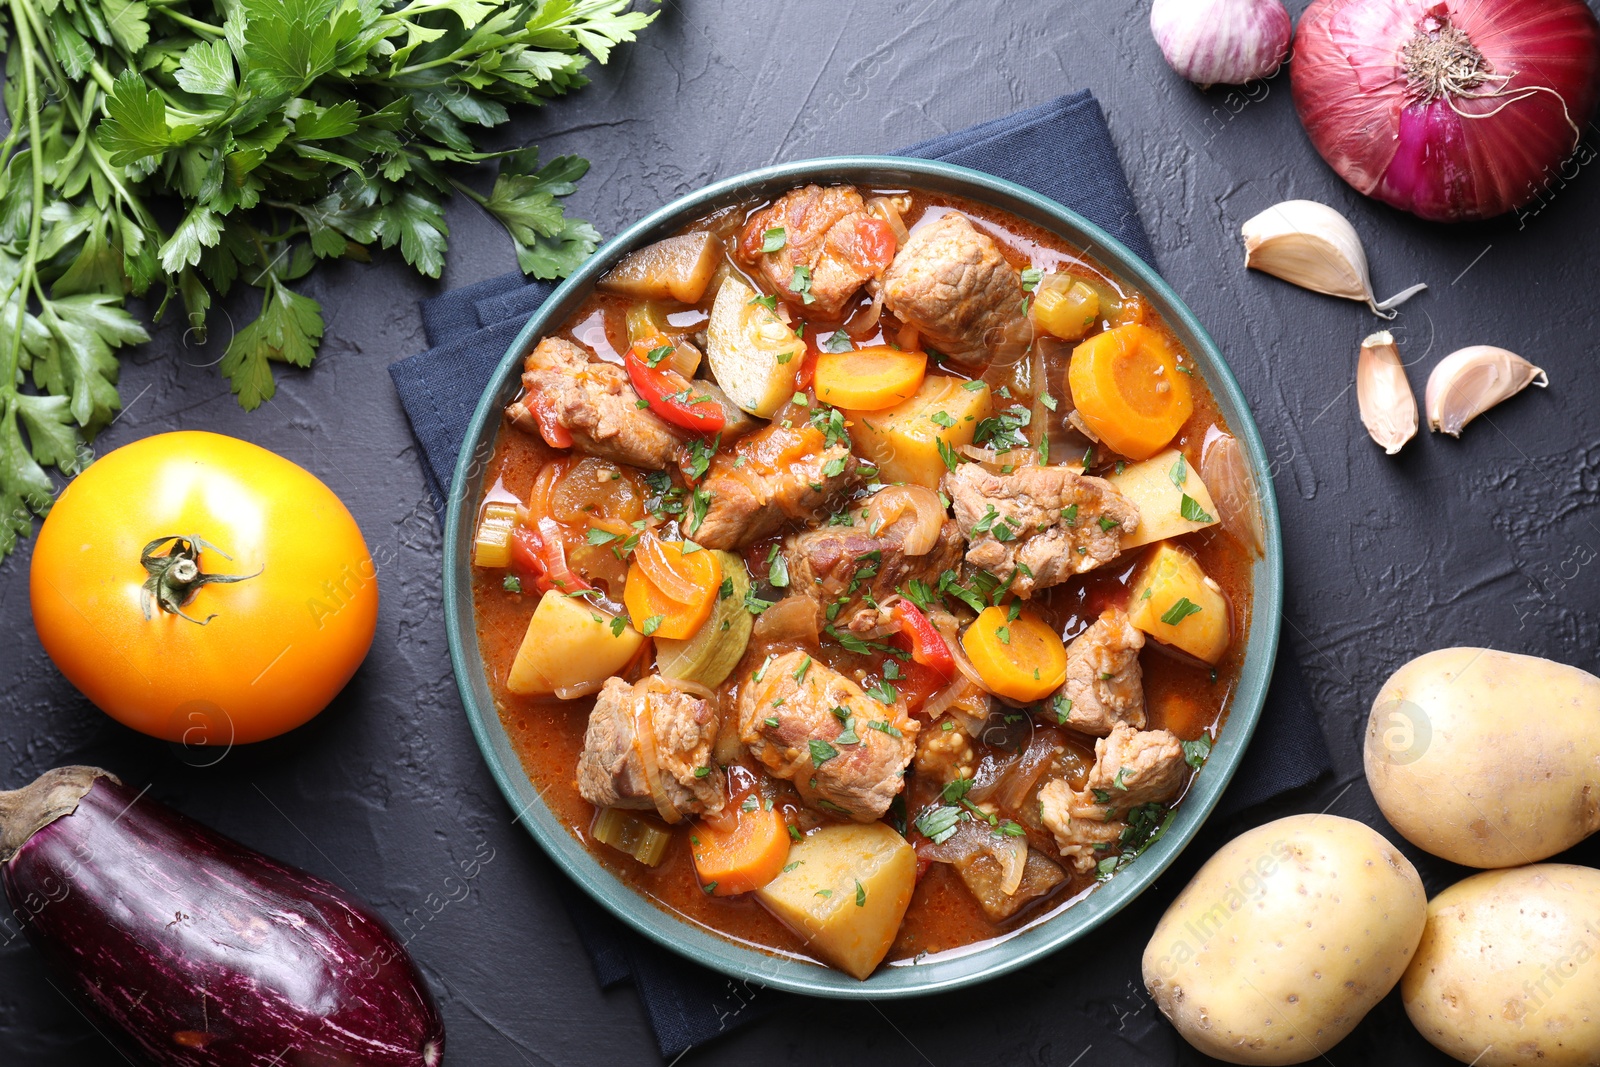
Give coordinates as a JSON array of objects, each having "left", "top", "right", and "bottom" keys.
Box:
[{"left": 444, "top": 157, "right": 1283, "bottom": 997}]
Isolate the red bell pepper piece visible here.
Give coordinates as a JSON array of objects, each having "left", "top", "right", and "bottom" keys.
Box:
[
  {"left": 523, "top": 390, "right": 573, "bottom": 449},
  {"left": 892, "top": 600, "right": 955, "bottom": 680},
  {"left": 510, "top": 518, "right": 593, "bottom": 595},
  {"left": 850, "top": 216, "right": 898, "bottom": 275},
  {"left": 623, "top": 343, "right": 725, "bottom": 435}
]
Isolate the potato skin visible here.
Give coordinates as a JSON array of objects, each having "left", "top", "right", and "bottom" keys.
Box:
[
  {"left": 1142, "top": 814, "right": 1427, "bottom": 1065},
  {"left": 1364, "top": 648, "right": 1600, "bottom": 868},
  {"left": 1402, "top": 864, "right": 1600, "bottom": 1067}
]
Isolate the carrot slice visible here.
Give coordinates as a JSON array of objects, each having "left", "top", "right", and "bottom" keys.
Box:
[
  {"left": 1067, "top": 324, "right": 1193, "bottom": 460},
  {"left": 814, "top": 346, "right": 927, "bottom": 411},
  {"left": 692, "top": 797, "right": 791, "bottom": 896},
  {"left": 961, "top": 605, "right": 1067, "bottom": 703},
  {"left": 623, "top": 539, "right": 721, "bottom": 641}
]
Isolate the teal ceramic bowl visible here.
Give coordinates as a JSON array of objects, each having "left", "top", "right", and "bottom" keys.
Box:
[{"left": 444, "top": 157, "right": 1283, "bottom": 998}]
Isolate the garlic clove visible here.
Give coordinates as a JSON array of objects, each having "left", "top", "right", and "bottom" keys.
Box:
[
  {"left": 1241, "top": 200, "right": 1427, "bottom": 319},
  {"left": 1150, "top": 0, "right": 1293, "bottom": 89},
  {"left": 1356, "top": 330, "right": 1418, "bottom": 455},
  {"left": 1424, "top": 346, "right": 1549, "bottom": 437}
]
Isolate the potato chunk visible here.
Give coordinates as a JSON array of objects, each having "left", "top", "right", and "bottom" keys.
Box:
[
  {"left": 755, "top": 822, "right": 915, "bottom": 979},
  {"left": 1127, "top": 544, "right": 1230, "bottom": 664},
  {"left": 1103, "top": 448, "right": 1218, "bottom": 550},
  {"left": 506, "top": 593, "right": 643, "bottom": 696},
  {"left": 846, "top": 375, "right": 992, "bottom": 489},
  {"left": 599, "top": 232, "right": 721, "bottom": 304},
  {"left": 706, "top": 275, "right": 803, "bottom": 417}
]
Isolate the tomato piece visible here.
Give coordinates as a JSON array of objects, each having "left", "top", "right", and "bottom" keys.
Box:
[
  {"left": 28, "top": 431, "right": 378, "bottom": 745},
  {"left": 851, "top": 215, "right": 898, "bottom": 274},
  {"left": 623, "top": 342, "right": 725, "bottom": 434},
  {"left": 510, "top": 519, "right": 594, "bottom": 596},
  {"left": 892, "top": 601, "right": 955, "bottom": 680},
  {"left": 523, "top": 389, "right": 574, "bottom": 448}
]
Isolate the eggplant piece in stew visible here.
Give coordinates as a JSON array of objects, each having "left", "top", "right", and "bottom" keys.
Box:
[{"left": 471, "top": 184, "right": 1258, "bottom": 979}]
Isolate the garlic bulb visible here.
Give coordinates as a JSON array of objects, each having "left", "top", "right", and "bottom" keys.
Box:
[
  {"left": 1242, "top": 200, "right": 1427, "bottom": 318},
  {"left": 1150, "top": 0, "right": 1293, "bottom": 89},
  {"left": 1356, "top": 331, "right": 1417, "bottom": 455},
  {"left": 1425, "top": 346, "right": 1549, "bottom": 437}
]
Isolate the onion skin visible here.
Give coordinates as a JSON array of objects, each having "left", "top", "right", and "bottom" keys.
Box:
[
  {"left": 1151, "top": 0, "right": 1293, "bottom": 89},
  {"left": 1, "top": 770, "right": 445, "bottom": 1066},
  {"left": 1293, "top": 0, "right": 1600, "bottom": 222}
]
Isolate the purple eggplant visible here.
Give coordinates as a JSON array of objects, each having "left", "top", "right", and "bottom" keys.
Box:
[{"left": 0, "top": 767, "right": 444, "bottom": 1066}]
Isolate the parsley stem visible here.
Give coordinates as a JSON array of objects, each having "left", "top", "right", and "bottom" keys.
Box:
[{"left": 148, "top": 3, "right": 225, "bottom": 39}]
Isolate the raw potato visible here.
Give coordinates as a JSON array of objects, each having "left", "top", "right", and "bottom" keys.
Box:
[
  {"left": 1402, "top": 864, "right": 1600, "bottom": 1067},
  {"left": 706, "top": 275, "right": 802, "bottom": 417},
  {"left": 505, "top": 593, "right": 643, "bottom": 697},
  {"left": 599, "top": 232, "right": 721, "bottom": 304},
  {"left": 1127, "top": 543, "right": 1231, "bottom": 664},
  {"left": 755, "top": 822, "right": 915, "bottom": 980},
  {"left": 1143, "top": 814, "right": 1427, "bottom": 1065},
  {"left": 846, "top": 375, "right": 992, "bottom": 488},
  {"left": 1105, "top": 448, "right": 1219, "bottom": 549},
  {"left": 1364, "top": 648, "right": 1600, "bottom": 868}
]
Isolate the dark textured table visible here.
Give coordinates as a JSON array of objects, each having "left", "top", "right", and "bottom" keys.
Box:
[{"left": 4, "top": 2, "right": 1599, "bottom": 1064}]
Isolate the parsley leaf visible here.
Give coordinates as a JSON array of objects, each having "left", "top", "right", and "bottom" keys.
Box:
[
  {"left": 1160, "top": 598, "right": 1204, "bottom": 625},
  {"left": 1183, "top": 735, "right": 1213, "bottom": 768},
  {"left": 762, "top": 227, "right": 787, "bottom": 253},
  {"left": 1180, "top": 494, "right": 1215, "bottom": 523}
]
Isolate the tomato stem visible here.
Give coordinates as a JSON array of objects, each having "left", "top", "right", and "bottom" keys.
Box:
[{"left": 139, "top": 535, "right": 261, "bottom": 625}]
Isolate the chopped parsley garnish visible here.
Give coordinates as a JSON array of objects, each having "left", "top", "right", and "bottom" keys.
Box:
[
  {"left": 718, "top": 577, "right": 734, "bottom": 600},
  {"left": 694, "top": 766, "right": 711, "bottom": 779},
  {"left": 902, "top": 578, "right": 935, "bottom": 609},
  {"left": 686, "top": 485, "right": 712, "bottom": 535},
  {"left": 640, "top": 615, "right": 665, "bottom": 636},
  {"left": 822, "top": 454, "right": 847, "bottom": 478},
  {"left": 855, "top": 880, "right": 867, "bottom": 907},
  {"left": 776, "top": 349, "right": 794, "bottom": 364},
  {"left": 741, "top": 794, "right": 760, "bottom": 812},
  {"left": 610, "top": 616, "right": 627, "bottom": 637},
  {"left": 996, "top": 820, "right": 1026, "bottom": 837},
  {"left": 783, "top": 860, "right": 803, "bottom": 873},
  {"left": 502, "top": 576, "right": 523, "bottom": 594},
  {"left": 1097, "top": 516, "right": 1121, "bottom": 532},
  {"left": 936, "top": 436, "right": 961, "bottom": 472},
  {"left": 836, "top": 718, "right": 861, "bottom": 745},
  {"left": 744, "top": 587, "right": 776, "bottom": 614},
  {"left": 961, "top": 379, "right": 986, "bottom": 391},
  {"left": 766, "top": 544, "right": 790, "bottom": 588},
  {"left": 1180, "top": 494, "right": 1215, "bottom": 523},
  {"left": 1114, "top": 767, "right": 1132, "bottom": 790},
  {"left": 868, "top": 720, "right": 903, "bottom": 737},
  {"left": 1062, "top": 503, "right": 1079, "bottom": 527},
  {"left": 930, "top": 410, "right": 955, "bottom": 428},
  {"left": 815, "top": 889, "right": 832, "bottom": 898},
  {"left": 1169, "top": 454, "right": 1188, "bottom": 487},
  {"left": 762, "top": 226, "right": 787, "bottom": 253},
  {"left": 1160, "top": 597, "right": 1204, "bottom": 625},
  {"left": 809, "top": 739, "right": 839, "bottom": 764},
  {"left": 586, "top": 527, "right": 620, "bottom": 546},
  {"left": 914, "top": 805, "right": 961, "bottom": 844},
  {"left": 764, "top": 716, "right": 781, "bottom": 728},
  {"left": 866, "top": 679, "right": 897, "bottom": 704},
  {"left": 789, "top": 264, "right": 815, "bottom": 304},
  {"left": 994, "top": 625, "right": 1011, "bottom": 645},
  {"left": 1081, "top": 446, "right": 1095, "bottom": 471},
  {"left": 1051, "top": 693, "right": 1073, "bottom": 725},
  {"left": 1020, "top": 267, "right": 1043, "bottom": 292},
  {"left": 815, "top": 798, "right": 854, "bottom": 815},
  {"left": 752, "top": 653, "right": 775, "bottom": 682},
  {"left": 973, "top": 404, "right": 1032, "bottom": 450},
  {"left": 822, "top": 330, "right": 853, "bottom": 354},
  {"left": 792, "top": 655, "right": 812, "bottom": 682},
  {"left": 1182, "top": 735, "right": 1213, "bottom": 769},
  {"left": 703, "top": 881, "right": 718, "bottom": 894},
  {"left": 1040, "top": 392, "right": 1058, "bottom": 411},
  {"left": 749, "top": 293, "right": 779, "bottom": 311},
  {"left": 645, "top": 344, "right": 674, "bottom": 368},
  {"left": 683, "top": 434, "right": 720, "bottom": 482}
]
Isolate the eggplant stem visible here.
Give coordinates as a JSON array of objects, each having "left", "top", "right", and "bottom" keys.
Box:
[
  {"left": 0, "top": 766, "right": 117, "bottom": 864},
  {"left": 139, "top": 535, "right": 263, "bottom": 625}
]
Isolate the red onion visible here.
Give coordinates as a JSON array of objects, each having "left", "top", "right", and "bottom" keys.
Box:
[{"left": 1292, "top": 0, "right": 1600, "bottom": 222}]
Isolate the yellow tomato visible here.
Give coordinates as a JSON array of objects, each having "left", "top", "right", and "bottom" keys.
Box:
[{"left": 29, "top": 431, "right": 378, "bottom": 745}]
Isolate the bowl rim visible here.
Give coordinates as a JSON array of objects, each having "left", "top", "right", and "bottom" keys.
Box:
[{"left": 443, "top": 155, "right": 1284, "bottom": 999}]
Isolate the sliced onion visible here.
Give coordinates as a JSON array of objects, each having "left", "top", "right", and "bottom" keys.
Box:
[
  {"left": 992, "top": 835, "right": 1029, "bottom": 896},
  {"left": 752, "top": 595, "right": 821, "bottom": 646},
  {"left": 865, "top": 196, "right": 911, "bottom": 246},
  {"left": 1200, "top": 429, "right": 1264, "bottom": 557},
  {"left": 865, "top": 485, "right": 945, "bottom": 555},
  {"left": 958, "top": 445, "right": 1042, "bottom": 472},
  {"left": 994, "top": 731, "right": 1065, "bottom": 812},
  {"left": 845, "top": 284, "right": 886, "bottom": 339},
  {"left": 526, "top": 456, "right": 570, "bottom": 525},
  {"left": 944, "top": 632, "right": 998, "bottom": 704},
  {"left": 630, "top": 680, "right": 681, "bottom": 825},
  {"left": 966, "top": 750, "right": 1023, "bottom": 803},
  {"left": 635, "top": 532, "right": 701, "bottom": 603}
]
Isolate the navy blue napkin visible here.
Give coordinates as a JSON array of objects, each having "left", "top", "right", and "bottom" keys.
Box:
[{"left": 391, "top": 90, "right": 1331, "bottom": 1060}]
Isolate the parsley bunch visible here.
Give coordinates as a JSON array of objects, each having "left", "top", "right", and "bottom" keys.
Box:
[{"left": 0, "top": 0, "right": 657, "bottom": 556}]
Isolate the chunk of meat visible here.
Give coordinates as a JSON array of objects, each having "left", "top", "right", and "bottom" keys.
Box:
[
  {"left": 507, "top": 337, "right": 681, "bottom": 470},
  {"left": 692, "top": 418, "right": 860, "bottom": 550},
  {"left": 1059, "top": 609, "right": 1146, "bottom": 736},
  {"left": 942, "top": 463, "right": 1138, "bottom": 596},
  {"left": 577, "top": 676, "right": 725, "bottom": 821},
  {"left": 739, "top": 185, "right": 889, "bottom": 318},
  {"left": 882, "top": 212, "right": 1027, "bottom": 361},
  {"left": 955, "top": 848, "right": 1068, "bottom": 922},
  {"left": 1037, "top": 724, "right": 1188, "bottom": 873},
  {"left": 782, "top": 514, "right": 963, "bottom": 636},
  {"left": 738, "top": 650, "right": 918, "bottom": 821}
]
